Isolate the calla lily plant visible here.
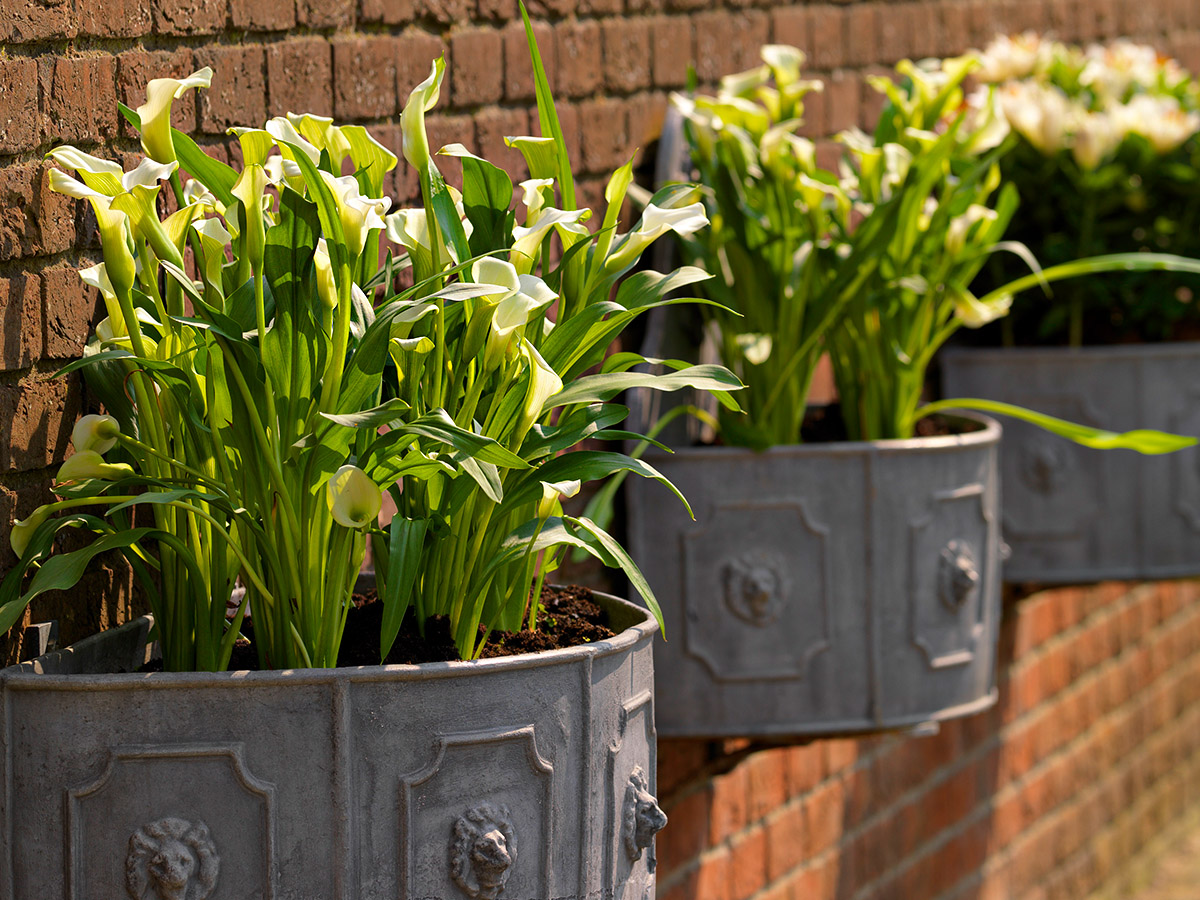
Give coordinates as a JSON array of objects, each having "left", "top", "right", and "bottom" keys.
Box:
[
  {"left": 673, "top": 45, "right": 1200, "bottom": 452},
  {"left": 2, "top": 12, "right": 741, "bottom": 670}
]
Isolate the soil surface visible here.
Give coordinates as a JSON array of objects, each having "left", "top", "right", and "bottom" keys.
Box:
[
  {"left": 150, "top": 584, "right": 614, "bottom": 672},
  {"left": 799, "top": 404, "right": 984, "bottom": 443}
]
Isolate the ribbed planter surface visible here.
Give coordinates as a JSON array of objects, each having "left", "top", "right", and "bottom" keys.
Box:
[
  {"left": 0, "top": 592, "right": 663, "bottom": 900},
  {"left": 941, "top": 342, "right": 1200, "bottom": 582},
  {"left": 627, "top": 417, "right": 1002, "bottom": 739}
]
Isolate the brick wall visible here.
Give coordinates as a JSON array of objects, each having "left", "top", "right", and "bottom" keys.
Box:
[{"left": 656, "top": 579, "right": 1200, "bottom": 900}]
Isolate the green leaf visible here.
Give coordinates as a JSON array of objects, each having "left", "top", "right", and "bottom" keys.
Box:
[
  {"left": 323, "top": 397, "right": 411, "bottom": 429},
  {"left": 565, "top": 516, "right": 663, "bottom": 635},
  {"left": 440, "top": 144, "right": 515, "bottom": 255},
  {"left": 118, "top": 103, "right": 237, "bottom": 206},
  {"left": 503, "top": 450, "right": 692, "bottom": 517},
  {"left": 916, "top": 399, "right": 1199, "bottom": 454},
  {"left": 379, "top": 516, "right": 428, "bottom": 661},
  {"left": 548, "top": 365, "right": 745, "bottom": 410},
  {"left": 519, "top": 1, "right": 575, "bottom": 209}
]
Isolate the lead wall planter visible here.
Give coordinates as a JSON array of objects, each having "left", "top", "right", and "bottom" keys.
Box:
[
  {"left": 0, "top": 592, "right": 663, "bottom": 900},
  {"left": 627, "top": 416, "right": 1003, "bottom": 739},
  {"left": 941, "top": 342, "right": 1200, "bottom": 583}
]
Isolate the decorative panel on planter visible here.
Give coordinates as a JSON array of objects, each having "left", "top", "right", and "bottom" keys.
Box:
[
  {"left": 0, "top": 593, "right": 664, "bottom": 900},
  {"left": 626, "top": 417, "right": 1003, "bottom": 739},
  {"left": 941, "top": 342, "right": 1200, "bottom": 582}
]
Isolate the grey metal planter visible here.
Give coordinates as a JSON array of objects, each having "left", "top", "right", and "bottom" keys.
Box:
[
  {"left": 627, "top": 417, "right": 1002, "bottom": 739},
  {"left": 0, "top": 591, "right": 664, "bottom": 900},
  {"left": 941, "top": 342, "right": 1200, "bottom": 583}
]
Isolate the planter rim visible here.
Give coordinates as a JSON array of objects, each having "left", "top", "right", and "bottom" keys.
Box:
[
  {"left": 641, "top": 412, "right": 1001, "bottom": 461},
  {"left": 942, "top": 340, "right": 1200, "bottom": 363},
  {"left": 2, "top": 590, "right": 656, "bottom": 690}
]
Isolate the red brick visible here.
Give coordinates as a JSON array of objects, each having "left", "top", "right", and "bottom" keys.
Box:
[
  {"left": 504, "top": 20, "right": 556, "bottom": 102},
  {"left": 825, "top": 70, "right": 861, "bottom": 135},
  {"left": 578, "top": 97, "right": 629, "bottom": 174},
  {"left": 602, "top": 19, "right": 653, "bottom": 94},
  {"left": 42, "top": 265, "right": 100, "bottom": 360},
  {"left": 0, "top": 375, "right": 82, "bottom": 473},
  {"left": 0, "top": 59, "right": 39, "bottom": 155},
  {"left": 844, "top": 4, "right": 879, "bottom": 67},
  {"left": 626, "top": 91, "right": 667, "bottom": 164},
  {"left": 425, "top": 113, "right": 475, "bottom": 187},
  {"left": 808, "top": 6, "right": 846, "bottom": 69},
  {"left": 579, "top": 0, "right": 620, "bottom": 13},
  {"left": 557, "top": 19, "right": 603, "bottom": 99},
  {"left": 728, "top": 11, "right": 770, "bottom": 73},
  {"left": 766, "top": 803, "right": 806, "bottom": 881},
  {"left": 0, "top": 164, "right": 76, "bottom": 259},
  {"left": 450, "top": 29, "right": 505, "bottom": 107},
  {"left": 474, "top": 106, "right": 530, "bottom": 180},
  {"left": 359, "top": 0, "right": 414, "bottom": 22},
  {"left": 649, "top": 16, "right": 692, "bottom": 90},
  {"left": 419, "top": 0, "right": 470, "bottom": 24},
  {"left": 152, "top": 0, "right": 227, "bottom": 34},
  {"left": 553, "top": 100, "right": 581, "bottom": 170},
  {"left": 658, "top": 786, "right": 712, "bottom": 876},
  {"left": 117, "top": 48, "right": 199, "bottom": 142},
  {"left": 194, "top": 45, "right": 267, "bottom": 132},
  {"left": 231, "top": 0, "right": 296, "bottom": 30},
  {"left": 333, "top": 36, "right": 398, "bottom": 121},
  {"left": 296, "top": 0, "right": 354, "bottom": 28},
  {"left": 805, "top": 779, "right": 846, "bottom": 856},
  {"left": 0, "top": 273, "right": 43, "bottom": 371},
  {"left": 771, "top": 6, "right": 808, "bottom": 51},
  {"left": 0, "top": 0, "right": 78, "bottom": 42},
  {"left": 524, "top": 0, "right": 574, "bottom": 15},
  {"left": 267, "top": 38, "right": 333, "bottom": 118},
  {"left": 396, "top": 30, "right": 447, "bottom": 103},
  {"left": 694, "top": 12, "right": 737, "bottom": 82},
  {"left": 477, "top": 0, "right": 516, "bottom": 19},
  {"left": 41, "top": 56, "right": 119, "bottom": 146},
  {"left": 78, "top": 0, "right": 152, "bottom": 37},
  {"left": 784, "top": 745, "right": 823, "bottom": 797},
  {"left": 729, "top": 825, "right": 768, "bottom": 899}
]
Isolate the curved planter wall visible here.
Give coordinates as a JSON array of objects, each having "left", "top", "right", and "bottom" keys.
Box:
[
  {"left": 627, "top": 417, "right": 1002, "bottom": 739},
  {"left": 0, "top": 593, "right": 662, "bottom": 900},
  {"left": 941, "top": 342, "right": 1200, "bottom": 583}
]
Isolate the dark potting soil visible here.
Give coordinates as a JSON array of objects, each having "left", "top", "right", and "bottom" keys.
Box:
[
  {"left": 143, "top": 584, "right": 614, "bottom": 672},
  {"left": 799, "top": 403, "right": 984, "bottom": 443}
]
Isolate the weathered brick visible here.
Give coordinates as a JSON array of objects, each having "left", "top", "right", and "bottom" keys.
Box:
[
  {"left": 693, "top": 11, "right": 737, "bottom": 82},
  {"left": 771, "top": 5, "right": 808, "bottom": 50},
  {"left": 41, "top": 56, "right": 119, "bottom": 146},
  {"left": 425, "top": 113, "right": 475, "bottom": 170},
  {"left": 231, "top": 0, "right": 296, "bottom": 30},
  {"left": 0, "top": 59, "right": 39, "bottom": 155},
  {"left": 879, "top": 3, "right": 916, "bottom": 62},
  {"left": 553, "top": 100, "right": 581, "bottom": 169},
  {"left": 267, "top": 38, "right": 333, "bottom": 117},
  {"left": 578, "top": 97, "right": 628, "bottom": 174},
  {"left": 808, "top": 5, "right": 846, "bottom": 69},
  {"left": 42, "top": 265, "right": 100, "bottom": 360},
  {"left": 579, "top": 0, "right": 621, "bottom": 14},
  {"left": 0, "top": 164, "right": 76, "bottom": 260},
  {"left": 396, "top": 30, "right": 446, "bottom": 104},
  {"left": 602, "top": 19, "right": 653, "bottom": 94},
  {"left": 476, "top": 0, "right": 516, "bottom": 21},
  {"left": 557, "top": 19, "right": 603, "bottom": 98},
  {"left": 941, "top": 0, "right": 973, "bottom": 54},
  {"left": 117, "top": 48, "right": 200, "bottom": 143},
  {"left": 0, "top": 0, "right": 78, "bottom": 42},
  {"left": 333, "top": 36, "right": 398, "bottom": 121},
  {"left": 728, "top": 825, "right": 768, "bottom": 899},
  {"left": 296, "top": 0, "right": 354, "bottom": 28},
  {"left": 846, "top": 4, "right": 880, "bottom": 67},
  {"left": 418, "top": 0, "right": 471, "bottom": 24},
  {"left": 0, "top": 273, "right": 43, "bottom": 371},
  {"left": 625, "top": 91, "right": 667, "bottom": 165},
  {"left": 152, "top": 0, "right": 227, "bottom": 34},
  {"left": 360, "top": 0, "right": 414, "bottom": 24},
  {"left": 194, "top": 45, "right": 267, "bottom": 132},
  {"left": 649, "top": 16, "right": 691, "bottom": 89},
  {"left": 474, "top": 106, "right": 530, "bottom": 180},
  {"left": 450, "top": 29, "right": 505, "bottom": 107},
  {"left": 825, "top": 69, "right": 861, "bottom": 134},
  {"left": 78, "top": 0, "right": 152, "bottom": 38},
  {"left": 729, "top": 11, "right": 770, "bottom": 73},
  {"left": 504, "top": 20, "right": 556, "bottom": 102},
  {"left": 524, "top": 0, "right": 573, "bottom": 15},
  {"left": 0, "top": 375, "right": 82, "bottom": 473}
]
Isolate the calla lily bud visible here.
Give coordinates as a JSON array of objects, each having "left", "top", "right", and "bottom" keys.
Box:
[
  {"left": 952, "top": 289, "right": 1012, "bottom": 328},
  {"left": 314, "top": 239, "right": 338, "bottom": 313},
  {"left": 91, "top": 201, "right": 137, "bottom": 300},
  {"left": 136, "top": 67, "right": 214, "bottom": 164},
  {"left": 10, "top": 505, "right": 52, "bottom": 560},
  {"left": 401, "top": 57, "right": 446, "bottom": 175},
  {"left": 79, "top": 262, "right": 123, "bottom": 324},
  {"left": 537, "top": 479, "right": 581, "bottom": 519},
  {"left": 516, "top": 340, "right": 563, "bottom": 440},
  {"left": 56, "top": 450, "right": 135, "bottom": 485},
  {"left": 72, "top": 414, "right": 121, "bottom": 455},
  {"left": 231, "top": 164, "right": 271, "bottom": 272},
  {"left": 327, "top": 465, "right": 382, "bottom": 529}
]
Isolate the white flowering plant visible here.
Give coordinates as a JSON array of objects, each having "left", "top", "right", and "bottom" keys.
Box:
[
  {"left": 674, "top": 47, "right": 1200, "bottom": 451},
  {"left": 971, "top": 33, "right": 1200, "bottom": 343},
  {"left": 1, "top": 14, "right": 741, "bottom": 669}
]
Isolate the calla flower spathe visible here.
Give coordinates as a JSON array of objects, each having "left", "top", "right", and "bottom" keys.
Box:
[
  {"left": 516, "top": 340, "right": 563, "bottom": 439},
  {"left": 327, "top": 465, "right": 382, "bottom": 529},
  {"left": 604, "top": 202, "right": 709, "bottom": 273},
  {"left": 319, "top": 171, "right": 391, "bottom": 258},
  {"left": 136, "top": 67, "right": 213, "bottom": 164},
  {"left": 55, "top": 450, "right": 135, "bottom": 485},
  {"left": 10, "top": 506, "right": 51, "bottom": 560},
  {"left": 232, "top": 164, "right": 271, "bottom": 270},
  {"left": 72, "top": 414, "right": 121, "bottom": 455},
  {"left": 484, "top": 274, "right": 557, "bottom": 369},
  {"left": 402, "top": 57, "right": 446, "bottom": 175},
  {"left": 537, "top": 479, "right": 581, "bottom": 519},
  {"left": 952, "top": 289, "right": 1013, "bottom": 328}
]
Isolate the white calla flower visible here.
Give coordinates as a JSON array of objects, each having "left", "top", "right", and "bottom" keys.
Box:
[
  {"left": 485, "top": 274, "right": 557, "bottom": 369},
  {"left": 56, "top": 450, "right": 134, "bottom": 484},
  {"left": 314, "top": 239, "right": 338, "bottom": 312},
  {"left": 72, "top": 414, "right": 121, "bottom": 455},
  {"left": 319, "top": 171, "right": 391, "bottom": 258},
  {"left": 537, "top": 479, "right": 581, "bottom": 519},
  {"left": 136, "top": 67, "right": 213, "bottom": 164},
  {"left": 517, "top": 340, "right": 563, "bottom": 438},
  {"left": 946, "top": 205, "right": 999, "bottom": 257},
  {"left": 10, "top": 505, "right": 52, "bottom": 560},
  {"left": 952, "top": 289, "right": 1012, "bottom": 328},
  {"left": 45, "top": 146, "right": 123, "bottom": 195},
  {"left": 401, "top": 58, "right": 446, "bottom": 174},
  {"left": 265, "top": 116, "right": 322, "bottom": 165},
  {"left": 326, "top": 465, "right": 382, "bottom": 529}
]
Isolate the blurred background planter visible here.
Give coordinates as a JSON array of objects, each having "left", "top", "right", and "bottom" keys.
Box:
[
  {"left": 941, "top": 342, "right": 1200, "bottom": 583},
  {"left": 626, "top": 413, "right": 1003, "bottom": 739},
  {"left": 0, "top": 591, "right": 664, "bottom": 900}
]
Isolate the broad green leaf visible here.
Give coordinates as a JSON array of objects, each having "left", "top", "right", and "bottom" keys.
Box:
[
  {"left": 379, "top": 516, "right": 428, "bottom": 660},
  {"left": 565, "top": 516, "right": 664, "bottom": 635},
  {"left": 548, "top": 366, "right": 745, "bottom": 410},
  {"left": 502, "top": 450, "right": 691, "bottom": 517}
]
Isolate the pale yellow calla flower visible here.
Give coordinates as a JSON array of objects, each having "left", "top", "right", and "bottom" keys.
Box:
[
  {"left": 265, "top": 117, "right": 322, "bottom": 165},
  {"left": 137, "top": 67, "right": 213, "bottom": 164},
  {"left": 516, "top": 340, "right": 563, "bottom": 438},
  {"left": 45, "top": 146, "right": 123, "bottom": 195},
  {"left": 289, "top": 113, "right": 352, "bottom": 170},
  {"left": 952, "top": 289, "right": 1012, "bottom": 328},
  {"left": 56, "top": 450, "right": 135, "bottom": 484},
  {"left": 319, "top": 171, "right": 390, "bottom": 258},
  {"left": 484, "top": 274, "right": 557, "bottom": 370},
  {"left": 314, "top": 239, "right": 338, "bottom": 312},
  {"left": 10, "top": 505, "right": 52, "bottom": 559},
  {"left": 327, "top": 465, "right": 382, "bottom": 529},
  {"left": 72, "top": 414, "right": 121, "bottom": 455},
  {"left": 537, "top": 479, "right": 581, "bottom": 519},
  {"left": 79, "top": 262, "right": 123, "bottom": 324},
  {"left": 604, "top": 202, "right": 708, "bottom": 274},
  {"left": 232, "top": 164, "right": 271, "bottom": 270},
  {"left": 946, "top": 205, "right": 998, "bottom": 257},
  {"left": 401, "top": 57, "right": 446, "bottom": 175}
]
